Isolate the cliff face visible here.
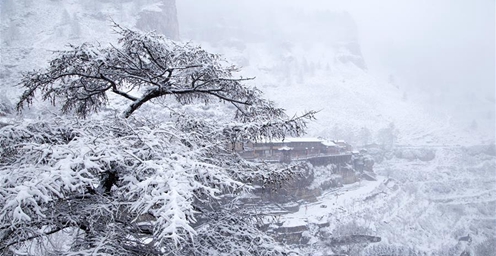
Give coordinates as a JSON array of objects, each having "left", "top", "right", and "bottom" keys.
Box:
[
  {"left": 135, "top": 0, "right": 179, "bottom": 40},
  {"left": 177, "top": 2, "right": 366, "bottom": 70},
  {"left": 0, "top": 0, "right": 179, "bottom": 102},
  {"left": 0, "top": 0, "right": 179, "bottom": 47}
]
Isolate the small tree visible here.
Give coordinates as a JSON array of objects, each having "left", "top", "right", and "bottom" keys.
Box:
[
  {"left": 358, "top": 127, "right": 371, "bottom": 146},
  {"left": 2, "top": 25, "right": 316, "bottom": 255},
  {"left": 376, "top": 122, "right": 398, "bottom": 151}
]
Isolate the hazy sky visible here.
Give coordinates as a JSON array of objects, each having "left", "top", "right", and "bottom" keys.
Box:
[{"left": 337, "top": 0, "right": 495, "bottom": 96}]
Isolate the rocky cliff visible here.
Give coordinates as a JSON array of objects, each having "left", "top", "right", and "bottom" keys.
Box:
[{"left": 0, "top": 0, "right": 179, "bottom": 107}]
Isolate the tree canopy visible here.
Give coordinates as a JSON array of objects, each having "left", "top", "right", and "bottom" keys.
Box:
[
  {"left": 18, "top": 25, "right": 289, "bottom": 121},
  {"left": 2, "top": 25, "right": 316, "bottom": 255}
]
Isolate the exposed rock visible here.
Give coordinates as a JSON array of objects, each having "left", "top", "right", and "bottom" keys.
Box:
[
  {"left": 136, "top": 0, "right": 180, "bottom": 40},
  {"left": 334, "top": 41, "right": 367, "bottom": 70},
  {"left": 0, "top": 0, "right": 180, "bottom": 102}
]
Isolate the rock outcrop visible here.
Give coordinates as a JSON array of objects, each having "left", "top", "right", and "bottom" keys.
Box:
[{"left": 0, "top": 0, "right": 180, "bottom": 101}]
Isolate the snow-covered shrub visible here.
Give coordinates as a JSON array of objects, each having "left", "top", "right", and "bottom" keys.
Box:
[
  {"left": 331, "top": 220, "right": 373, "bottom": 238},
  {"left": 323, "top": 220, "right": 375, "bottom": 256},
  {"left": 474, "top": 238, "right": 496, "bottom": 256},
  {"left": 362, "top": 244, "right": 429, "bottom": 256},
  {"left": 309, "top": 164, "right": 337, "bottom": 190},
  {"left": 394, "top": 148, "right": 436, "bottom": 161}
]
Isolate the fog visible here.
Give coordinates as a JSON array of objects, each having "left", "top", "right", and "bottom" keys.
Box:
[
  {"left": 0, "top": 1, "right": 495, "bottom": 255},
  {"left": 343, "top": 0, "right": 495, "bottom": 103},
  {"left": 177, "top": 0, "right": 495, "bottom": 136}
]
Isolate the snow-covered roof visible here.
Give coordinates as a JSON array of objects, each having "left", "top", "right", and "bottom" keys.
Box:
[
  {"left": 264, "top": 137, "right": 324, "bottom": 143},
  {"left": 255, "top": 137, "right": 348, "bottom": 146},
  {"left": 322, "top": 140, "right": 337, "bottom": 147},
  {"left": 278, "top": 146, "right": 293, "bottom": 151},
  {"left": 286, "top": 137, "right": 323, "bottom": 142}
]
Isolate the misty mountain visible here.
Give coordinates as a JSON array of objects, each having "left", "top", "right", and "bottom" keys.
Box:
[
  {"left": 179, "top": 3, "right": 367, "bottom": 70},
  {"left": 177, "top": 1, "right": 493, "bottom": 146},
  {"left": 2, "top": 0, "right": 491, "bottom": 145}
]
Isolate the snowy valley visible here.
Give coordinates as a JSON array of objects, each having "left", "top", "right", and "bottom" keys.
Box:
[{"left": 0, "top": 0, "right": 495, "bottom": 255}]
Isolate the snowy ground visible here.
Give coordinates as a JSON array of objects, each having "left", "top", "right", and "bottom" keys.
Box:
[
  {"left": 280, "top": 146, "right": 496, "bottom": 254},
  {"left": 281, "top": 177, "right": 385, "bottom": 228}
]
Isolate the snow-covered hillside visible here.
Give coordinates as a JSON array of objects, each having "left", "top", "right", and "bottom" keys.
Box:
[
  {"left": 176, "top": 2, "right": 494, "bottom": 146},
  {"left": 1, "top": 0, "right": 492, "bottom": 145},
  {"left": 196, "top": 41, "right": 492, "bottom": 146},
  {"left": 261, "top": 145, "right": 495, "bottom": 255},
  {"left": 175, "top": 3, "right": 496, "bottom": 255},
  {"left": 1, "top": 2, "right": 494, "bottom": 255}
]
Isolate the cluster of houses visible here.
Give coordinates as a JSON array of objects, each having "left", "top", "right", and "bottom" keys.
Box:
[{"left": 232, "top": 137, "right": 354, "bottom": 162}]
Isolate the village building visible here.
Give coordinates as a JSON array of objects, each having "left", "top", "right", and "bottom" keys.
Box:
[{"left": 233, "top": 137, "right": 353, "bottom": 163}]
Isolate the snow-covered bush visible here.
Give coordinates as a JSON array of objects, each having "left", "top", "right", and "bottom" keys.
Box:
[
  {"left": 322, "top": 220, "right": 374, "bottom": 256},
  {"left": 394, "top": 148, "right": 436, "bottom": 161},
  {"left": 362, "top": 244, "right": 428, "bottom": 256},
  {"left": 474, "top": 238, "right": 496, "bottom": 256}
]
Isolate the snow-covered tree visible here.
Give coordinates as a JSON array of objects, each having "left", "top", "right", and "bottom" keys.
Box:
[
  {"left": 362, "top": 244, "right": 428, "bottom": 256},
  {"left": 358, "top": 127, "right": 371, "bottom": 146},
  {"left": 376, "top": 122, "right": 398, "bottom": 150},
  {"left": 2, "top": 25, "right": 316, "bottom": 255}
]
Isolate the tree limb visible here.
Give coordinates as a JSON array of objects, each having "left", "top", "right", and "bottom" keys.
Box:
[
  {"left": 100, "top": 74, "right": 138, "bottom": 101},
  {"left": 0, "top": 226, "right": 64, "bottom": 251}
]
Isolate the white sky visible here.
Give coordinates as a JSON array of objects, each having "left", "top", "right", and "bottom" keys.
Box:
[{"left": 341, "top": 0, "right": 495, "bottom": 94}]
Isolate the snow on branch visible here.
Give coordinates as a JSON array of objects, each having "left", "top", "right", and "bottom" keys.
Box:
[
  {"left": 0, "top": 116, "right": 251, "bottom": 253},
  {"left": 17, "top": 25, "right": 263, "bottom": 118},
  {"left": 7, "top": 23, "right": 316, "bottom": 255}
]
